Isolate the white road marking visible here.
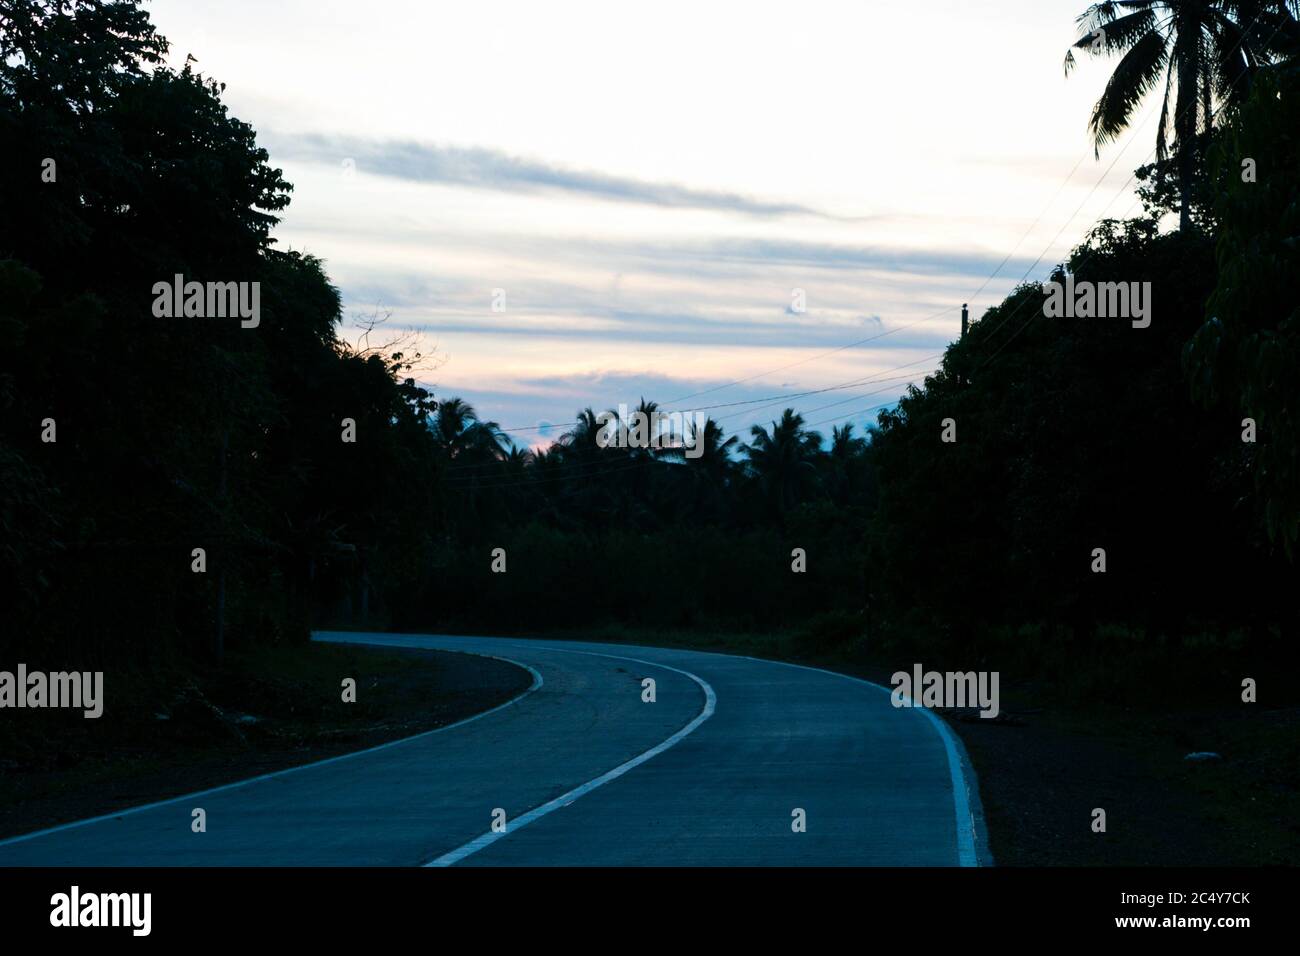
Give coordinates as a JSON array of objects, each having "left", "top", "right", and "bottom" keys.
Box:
[
  {"left": 417, "top": 636, "right": 981, "bottom": 867},
  {"left": 708, "top": 651, "right": 982, "bottom": 866},
  {"left": 5, "top": 632, "right": 983, "bottom": 869},
  {"left": 423, "top": 647, "right": 717, "bottom": 867},
  {"left": 0, "top": 652, "right": 542, "bottom": 850}
]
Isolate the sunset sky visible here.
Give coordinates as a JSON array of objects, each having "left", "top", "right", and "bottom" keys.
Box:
[{"left": 147, "top": 0, "right": 1163, "bottom": 445}]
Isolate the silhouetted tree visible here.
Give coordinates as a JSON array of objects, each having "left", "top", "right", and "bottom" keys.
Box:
[{"left": 1064, "top": 0, "right": 1293, "bottom": 230}]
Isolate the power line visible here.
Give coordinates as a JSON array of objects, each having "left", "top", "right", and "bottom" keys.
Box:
[
  {"left": 438, "top": 366, "right": 938, "bottom": 476},
  {"left": 482, "top": 114, "right": 1134, "bottom": 440},
  {"left": 660, "top": 304, "right": 957, "bottom": 406},
  {"left": 715, "top": 369, "right": 935, "bottom": 427},
  {"left": 493, "top": 354, "right": 947, "bottom": 436},
  {"left": 805, "top": 399, "right": 906, "bottom": 430},
  {"left": 451, "top": 9, "right": 1288, "bottom": 469},
  {"left": 442, "top": 367, "right": 936, "bottom": 484},
  {"left": 968, "top": 5, "right": 1286, "bottom": 372},
  {"left": 753, "top": 17, "right": 1277, "bottom": 433}
]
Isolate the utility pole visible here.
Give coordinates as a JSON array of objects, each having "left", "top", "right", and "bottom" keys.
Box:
[{"left": 961, "top": 303, "right": 969, "bottom": 339}]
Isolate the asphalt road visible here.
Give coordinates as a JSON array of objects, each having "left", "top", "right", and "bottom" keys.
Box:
[{"left": 0, "top": 633, "right": 988, "bottom": 866}]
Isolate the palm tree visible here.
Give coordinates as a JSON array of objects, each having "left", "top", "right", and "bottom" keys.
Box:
[
  {"left": 830, "top": 422, "right": 867, "bottom": 460},
  {"left": 1065, "top": 1, "right": 1295, "bottom": 230},
  {"left": 670, "top": 417, "right": 739, "bottom": 521},
  {"left": 621, "top": 398, "right": 663, "bottom": 459},
  {"left": 825, "top": 422, "right": 869, "bottom": 504},
  {"left": 525, "top": 443, "right": 567, "bottom": 485},
  {"left": 741, "top": 409, "right": 823, "bottom": 516},
  {"left": 685, "top": 417, "right": 739, "bottom": 481},
  {"left": 559, "top": 407, "right": 614, "bottom": 460},
  {"left": 502, "top": 445, "right": 529, "bottom": 477},
  {"left": 430, "top": 397, "right": 508, "bottom": 462}
]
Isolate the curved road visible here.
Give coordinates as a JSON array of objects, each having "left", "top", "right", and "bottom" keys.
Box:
[{"left": 0, "top": 633, "right": 988, "bottom": 866}]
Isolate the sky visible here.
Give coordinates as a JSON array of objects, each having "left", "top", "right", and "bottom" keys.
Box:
[{"left": 147, "top": 0, "right": 1164, "bottom": 446}]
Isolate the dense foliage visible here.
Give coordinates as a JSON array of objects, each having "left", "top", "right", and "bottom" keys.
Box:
[
  {"left": 0, "top": 0, "right": 439, "bottom": 664},
  {"left": 1, "top": 2, "right": 1295, "bottom": 681}
]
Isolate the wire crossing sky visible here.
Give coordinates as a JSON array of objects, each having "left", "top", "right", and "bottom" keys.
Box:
[{"left": 147, "top": 0, "right": 1161, "bottom": 444}]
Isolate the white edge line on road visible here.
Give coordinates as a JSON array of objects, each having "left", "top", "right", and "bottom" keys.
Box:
[
  {"left": 0, "top": 647, "right": 543, "bottom": 850},
  {"left": 398, "top": 634, "right": 979, "bottom": 867},
  {"left": 347, "top": 635, "right": 982, "bottom": 867},
  {"left": 423, "top": 647, "right": 717, "bottom": 867},
  {"left": 914, "top": 707, "right": 978, "bottom": 866},
  {"left": 699, "top": 650, "right": 982, "bottom": 867}
]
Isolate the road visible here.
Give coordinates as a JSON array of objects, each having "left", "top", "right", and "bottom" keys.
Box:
[{"left": 0, "top": 633, "right": 988, "bottom": 866}]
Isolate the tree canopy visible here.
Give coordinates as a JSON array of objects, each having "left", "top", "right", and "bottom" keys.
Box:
[{"left": 1, "top": 1, "right": 1294, "bottom": 676}]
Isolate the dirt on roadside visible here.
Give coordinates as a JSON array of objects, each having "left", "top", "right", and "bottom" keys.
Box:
[{"left": 0, "top": 643, "right": 533, "bottom": 840}]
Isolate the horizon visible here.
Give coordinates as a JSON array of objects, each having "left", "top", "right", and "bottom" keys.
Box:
[
  {"left": 3, "top": 0, "right": 1297, "bottom": 917},
  {"left": 145, "top": 0, "right": 1167, "bottom": 446}
]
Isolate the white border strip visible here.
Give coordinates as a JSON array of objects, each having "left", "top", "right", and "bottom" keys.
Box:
[
  {"left": 345, "top": 635, "right": 982, "bottom": 867},
  {"left": 712, "top": 651, "right": 982, "bottom": 866},
  {"left": 424, "top": 648, "right": 716, "bottom": 867},
  {"left": 914, "top": 706, "right": 979, "bottom": 866},
  {"left": 0, "top": 651, "right": 542, "bottom": 850}
]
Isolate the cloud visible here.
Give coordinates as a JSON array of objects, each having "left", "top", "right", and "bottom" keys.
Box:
[
  {"left": 264, "top": 132, "right": 844, "bottom": 219},
  {"left": 645, "top": 237, "right": 1041, "bottom": 280},
  {"left": 287, "top": 213, "right": 1040, "bottom": 286},
  {"left": 387, "top": 309, "right": 946, "bottom": 352}
]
